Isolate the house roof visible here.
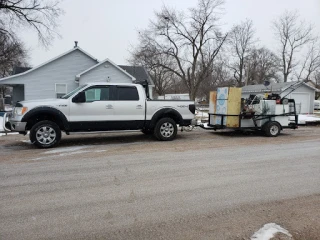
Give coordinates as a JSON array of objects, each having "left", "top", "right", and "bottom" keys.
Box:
[
  {"left": 12, "top": 66, "right": 32, "bottom": 75},
  {"left": 119, "top": 65, "right": 155, "bottom": 86},
  {"left": 75, "top": 59, "right": 136, "bottom": 81},
  {"left": 0, "top": 47, "right": 98, "bottom": 82},
  {"left": 242, "top": 82, "right": 318, "bottom": 93}
]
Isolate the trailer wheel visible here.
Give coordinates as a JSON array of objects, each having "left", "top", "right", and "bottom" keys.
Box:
[
  {"left": 264, "top": 121, "right": 281, "bottom": 137},
  {"left": 154, "top": 118, "right": 177, "bottom": 141},
  {"left": 30, "top": 120, "right": 61, "bottom": 148}
]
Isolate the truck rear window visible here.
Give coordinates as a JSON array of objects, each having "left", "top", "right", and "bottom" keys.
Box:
[{"left": 117, "top": 86, "right": 139, "bottom": 101}]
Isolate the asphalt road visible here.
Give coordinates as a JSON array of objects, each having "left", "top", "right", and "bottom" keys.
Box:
[{"left": 0, "top": 127, "right": 320, "bottom": 239}]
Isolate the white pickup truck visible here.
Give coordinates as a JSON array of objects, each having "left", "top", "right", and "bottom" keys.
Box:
[{"left": 5, "top": 83, "right": 195, "bottom": 148}]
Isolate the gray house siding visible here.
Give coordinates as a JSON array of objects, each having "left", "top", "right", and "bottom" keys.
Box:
[
  {"left": 0, "top": 47, "right": 154, "bottom": 103},
  {"left": 12, "top": 85, "right": 24, "bottom": 104},
  {"left": 79, "top": 62, "right": 133, "bottom": 85},
  {"left": 0, "top": 49, "right": 97, "bottom": 101}
]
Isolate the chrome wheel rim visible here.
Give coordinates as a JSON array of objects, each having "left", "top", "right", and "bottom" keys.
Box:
[
  {"left": 36, "top": 126, "right": 56, "bottom": 145},
  {"left": 160, "top": 122, "right": 174, "bottom": 138},
  {"left": 270, "top": 125, "right": 279, "bottom": 135}
]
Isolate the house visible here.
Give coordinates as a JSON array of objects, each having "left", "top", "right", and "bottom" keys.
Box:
[
  {"left": 0, "top": 45, "right": 154, "bottom": 103},
  {"left": 242, "top": 82, "right": 317, "bottom": 114}
]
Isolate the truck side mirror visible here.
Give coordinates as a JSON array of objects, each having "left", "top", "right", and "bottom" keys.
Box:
[{"left": 72, "top": 92, "right": 86, "bottom": 103}]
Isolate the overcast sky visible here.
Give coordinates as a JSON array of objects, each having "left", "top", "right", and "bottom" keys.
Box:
[{"left": 21, "top": 0, "right": 320, "bottom": 67}]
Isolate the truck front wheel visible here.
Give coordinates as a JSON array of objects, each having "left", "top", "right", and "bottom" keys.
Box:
[
  {"left": 30, "top": 120, "right": 61, "bottom": 148},
  {"left": 154, "top": 118, "right": 177, "bottom": 141}
]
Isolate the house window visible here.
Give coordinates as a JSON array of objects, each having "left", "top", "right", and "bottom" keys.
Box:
[{"left": 55, "top": 84, "right": 67, "bottom": 98}]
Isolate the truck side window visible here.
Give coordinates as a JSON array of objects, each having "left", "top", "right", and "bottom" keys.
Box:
[
  {"left": 84, "top": 87, "right": 110, "bottom": 102},
  {"left": 117, "top": 86, "right": 139, "bottom": 101}
]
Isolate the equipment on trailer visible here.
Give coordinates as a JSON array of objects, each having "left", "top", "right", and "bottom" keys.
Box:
[{"left": 198, "top": 87, "right": 298, "bottom": 137}]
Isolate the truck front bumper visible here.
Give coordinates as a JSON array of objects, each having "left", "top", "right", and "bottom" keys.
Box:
[{"left": 9, "top": 121, "right": 27, "bottom": 132}]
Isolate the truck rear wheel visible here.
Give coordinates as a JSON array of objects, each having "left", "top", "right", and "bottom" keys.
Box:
[
  {"left": 154, "top": 118, "right": 177, "bottom": 141},
  {"left": 30, "top": 120, "right": 61, "bottom": 148},
  {"left": 264, "top": 121, "right": 281, "bottom": 137}
]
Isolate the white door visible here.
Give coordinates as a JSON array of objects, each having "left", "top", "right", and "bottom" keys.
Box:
[
  {"left": 69, "top": 85, "right": 115, "bottom": 131},
  {"left": 291, "top": 93, "right": 310, "bottom": 114},
  {"left": 112, "top": 86, "right": 145, "bottom": 130}
]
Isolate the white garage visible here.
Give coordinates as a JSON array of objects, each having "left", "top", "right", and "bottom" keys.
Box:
[
  {"left": 290, "top": 92, "right": 310, "bottom": 114},
  {"left": 242, "top": 82, "right": 316, "bottom": 114}
]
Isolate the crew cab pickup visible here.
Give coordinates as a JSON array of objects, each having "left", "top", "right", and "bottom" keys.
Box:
[{"left": 5, "top": 83, "right": 195, "bottom": 148}]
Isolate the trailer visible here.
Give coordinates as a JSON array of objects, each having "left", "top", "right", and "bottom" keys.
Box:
[{"left": 198, "top": 87, "right": 298, "bottom": 137}]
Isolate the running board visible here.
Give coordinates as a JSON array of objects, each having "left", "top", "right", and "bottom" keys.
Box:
[{"left": 67, "top": 130, "right": 141, "bottom": 135}]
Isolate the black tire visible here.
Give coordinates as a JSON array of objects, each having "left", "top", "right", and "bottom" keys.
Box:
[
  {"left": 154, "top": 118, "right": 177, "bottom": 141},
  {"left": 30, "top": 120, "right": 61, "bottom": 148},
  {"left": 141, "top": 129, "right": 154, "bottom": 135},
  {"left": 264, "top": 121, "right": 281, "bottom": 137}
]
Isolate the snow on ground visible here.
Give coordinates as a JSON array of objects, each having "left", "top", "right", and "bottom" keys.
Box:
[
  {"left": 4, "top": 105, "right": 13, "bottom": 112},
  {"left": 0, "top": 116, "right": 5, "bottom": 136},
  {"left": 44, "top": 146, "right": 89, "bottom": 154},
  {"left": 251, "top": 223, "right": 292, "bottom": 240}
]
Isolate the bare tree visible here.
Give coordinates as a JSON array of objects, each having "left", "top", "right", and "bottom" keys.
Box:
[
  {"left": 133, "top": 0, "right": 228, "bottom": 100},
  {"left": 198, "top": 56, "right": 234, "bottom": 101},
  {"left": 130, "top": 44, "right": 175, "bottom": 97},
  {"left": 0, "top": 34, "right": 27, "bottom": 77},
  {"left": 245, "top": 47, "right": 280, "bottom": 85},
  {"left": 296, "top": 39, "right": 320, "bottom": 82},
  {"left": 228, "top": 19, "right": 256, "bottom": 86},
  {"left": 314, "top": 71, "right": 320, "bottom": 99},
  {"left": 0, "top": 33, "right": 28, "bottom": 97},
  {"left": 272, "top": 10, "right": 314, "bottom": 82},
  {"left": 0, "top": 0, "right": 63, "bottom": 47}
]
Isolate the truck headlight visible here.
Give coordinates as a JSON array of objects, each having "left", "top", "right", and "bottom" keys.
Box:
[{"left": 14, "top": 107, "right": 28, "bottom": 116}]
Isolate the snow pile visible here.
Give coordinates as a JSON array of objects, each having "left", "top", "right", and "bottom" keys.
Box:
[
  {"left": 298, "top": 114, "right": 320, "bottom": 124},
  {"left": 0, "top": 116, "right": 3, "bottom": 131},
  {"left": 195, "top": 110, "right": 209, "bottom": 123},
  {"left": 290, "top": 114, "right": 320, "bottom": 124},
  {"left": 251, "top": 223, "right": 292, "bottom": 240},
  {"left": 0, "top": 116, "right": 18, "bottom": 136},
  {"left": 0, "top": 116, "right": 5, "bottom": 136},
  {"left": 196, "top": 110, "right": 209, "bottom": 118}
]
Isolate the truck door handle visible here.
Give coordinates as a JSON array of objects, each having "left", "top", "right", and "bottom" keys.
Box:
[
  {"left": 106, "top": 104, "right": 113, "bottom": 109},
  {"left": 136, "top": 105, "right": 143, "bottom": 109}
]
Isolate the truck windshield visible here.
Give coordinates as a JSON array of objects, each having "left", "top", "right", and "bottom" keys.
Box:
[{"left": 61, "top": 85, "right": 88, "bottom": 99}]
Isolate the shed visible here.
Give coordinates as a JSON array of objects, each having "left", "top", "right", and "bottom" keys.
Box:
[{"left": 242, "top": 82, "right": 317, "bottom": 114}]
